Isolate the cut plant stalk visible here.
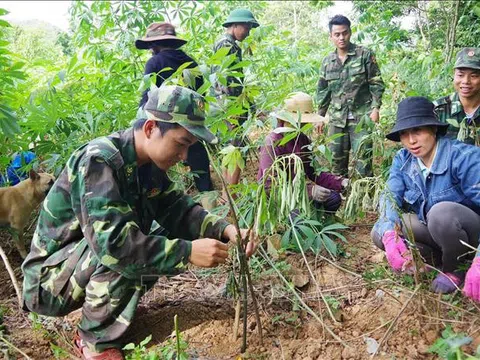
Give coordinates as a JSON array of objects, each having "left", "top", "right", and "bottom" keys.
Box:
[
  {"left": 206, "top": 144, "right": 263, "bottom": 352},
  {"left": 0, "top": 335, "right": 33, "bottom": 359},
  {"left": 0, "top": 243, "right": 22, "bottom": 308},
  {"left": 174, "top": 314, "right": 181, "bottom": 357}
]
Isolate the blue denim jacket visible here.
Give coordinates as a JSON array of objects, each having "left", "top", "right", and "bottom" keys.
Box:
[{"left": 373, "top": 137, "right": 480, "bottom": 238}]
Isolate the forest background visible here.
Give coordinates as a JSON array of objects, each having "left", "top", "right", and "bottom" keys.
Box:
[{"left": 2, "top": 0, "right": 480, "bottom": 179}]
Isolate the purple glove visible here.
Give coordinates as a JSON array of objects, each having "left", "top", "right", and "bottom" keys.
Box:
[
  {"left": 382, "top": 230, "right": 413, "bottom": 272},
  {"left": 464, "top": 257, "right": 480, "bottom": 302},
  {"left": 432, "top": 272, "right": 463, "bottom": 294}
]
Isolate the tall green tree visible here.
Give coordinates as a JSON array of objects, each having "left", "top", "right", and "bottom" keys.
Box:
[{"left": 0, "top": 9, "right": 26, "bottom": 166}]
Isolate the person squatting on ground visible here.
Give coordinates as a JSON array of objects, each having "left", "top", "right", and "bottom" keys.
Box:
[
  {"left": 371, "top": 96, "right": 480, "bottom": 301},
  {"left": 434, "top": 47, "right": 480, "bottom": 145},
  {"left": 135, "top": 22, "right": 214, "bottom": 205},
  {"left": 316, "top": 14, "right": 385, "bottom": 177},
  {"left": 21, "top": 86, "right": 255, "bottom": 360},
  {"left": 212, "top": 8, "right": 259, "bottom": 188},
  {"left": 257, "top": 92, "right": 348, "bottom": 213}
]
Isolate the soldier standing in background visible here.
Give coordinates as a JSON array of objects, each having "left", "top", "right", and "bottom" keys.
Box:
[
  {"left": 22, "top": 86, "right": 254, "bottom": 360},
  {"left": 434, "top": 47, "right": 480, "bottom": 146},
  {"left": 212, "top": 8, "right": 259, "bottom": 188},
  {"left": 317, "top": 15, "right": 385, "bottom": 177}
]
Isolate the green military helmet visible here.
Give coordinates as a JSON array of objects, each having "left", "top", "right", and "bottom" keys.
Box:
[
  {"left": 222, "top": 8, "right": 259, "bottom": 28},
  {"left": 143, "top": 85, "right": 218, "bottom": 144},
  {"left": 454, "top": 47, "right": 480, "bottom": 70}
]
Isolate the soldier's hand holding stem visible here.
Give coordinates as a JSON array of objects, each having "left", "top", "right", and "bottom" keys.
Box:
[
  {"left": 189, "top": 226, "right": 257, "bottom": 268},
  {"left": 315, "top": 122, "right": 326, "bottom": 134},
  {"left": 222, "top": 224, "right": 257, "bottom": 257},
  {"left": 190, "top": 238, "right": 229, "bottom": 268},
  {"left": 369, "top": 108, "right": 380, "bottom": 123}
]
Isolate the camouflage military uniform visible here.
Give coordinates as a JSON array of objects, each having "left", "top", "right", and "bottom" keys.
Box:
[
  {"left": 317, "top": 43, "right": 385, "bottom": 177},
  {"left": 22, "top": 95, "right": 228, "bottom": 351},
  {"left": 212, "top": 33, "right": 244, "bottom": 98},
  {"left": 212, "top": 33, "right": 248, "bottom": 146},
  {"left": 433, "top": 47, "right": 480, "bottom": 146},
  {"left": 433, "top": 92, "right": 480, "bottom": 145}
]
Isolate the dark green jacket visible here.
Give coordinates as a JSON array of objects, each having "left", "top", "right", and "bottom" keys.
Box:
[
  {"left": 22, "top": 128, "right": 229, "bottom": 302},
  {"left": 433, "top": 92, "right": 480, "bottom": 145},
  {"left": 316, "top": 43, "right": 385, "bottom": 127}
]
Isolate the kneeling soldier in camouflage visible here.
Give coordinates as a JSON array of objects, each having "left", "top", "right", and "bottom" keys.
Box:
[{"left": 22, "top": 86, "right": 255, "bottom": 360}]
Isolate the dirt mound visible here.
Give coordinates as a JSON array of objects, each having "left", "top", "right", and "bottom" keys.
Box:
[{"left": 0, "top": 225, "right": 477, "bottom": 359}]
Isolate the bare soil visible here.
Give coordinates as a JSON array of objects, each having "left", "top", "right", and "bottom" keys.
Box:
[
  {"left": 1, "top": 223, "right": 479, "bottom": 360},
  {"left": 0, "top": 160, "right": 479, "bottom": 359}
]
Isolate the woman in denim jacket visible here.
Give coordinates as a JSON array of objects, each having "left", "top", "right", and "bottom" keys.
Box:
[{"left": 372, "top": 97, "right": 480, "bottom": 301}]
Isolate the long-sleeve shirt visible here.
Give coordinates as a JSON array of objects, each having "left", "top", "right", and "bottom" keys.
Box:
[
  {"left": 257, "top": 130, "right": 343, "bottom": 197},
  {"left": 316, "top": 43, "right": 385, "bottom": 128},
  {"left": 22, "top": 128, "right": 229, "bottom": 302},
  {"left": 433, "top": 92, "right": 480, "bottom": 145},
  {"left": 373, "top": 137, "right": 480, "bottom": 238},
  {"left": 139, "top": 49, "right": 203, "bottom": 108},
  {"left": 212, "top": 33, "right": 243, "bottom": 98}
]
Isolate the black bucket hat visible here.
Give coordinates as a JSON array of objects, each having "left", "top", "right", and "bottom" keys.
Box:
[{"left": 386, "top": 96, "right": 449, "bottom": 142}]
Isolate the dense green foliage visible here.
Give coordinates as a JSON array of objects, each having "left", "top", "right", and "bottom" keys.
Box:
[{"left": 1, "top": 0, "right": 479, "bottom": 195}]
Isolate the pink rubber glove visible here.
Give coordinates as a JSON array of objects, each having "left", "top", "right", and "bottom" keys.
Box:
[
  {"left": 464, "top": 256, "right": 480, "bottom": 303},
  {"left": 382, "top": 230, "right": 413, "bottom": 272}
]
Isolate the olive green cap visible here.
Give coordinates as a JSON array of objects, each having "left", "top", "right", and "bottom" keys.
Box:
[
  {"left": 454, "top": 47, "right": 480, "bottom": 70},
  {"left": 222, "top": 8, "right": 259, "bottom": 28}
]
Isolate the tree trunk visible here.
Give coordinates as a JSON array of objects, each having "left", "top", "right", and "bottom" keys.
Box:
[
  {"left": 446, "top": 0, "right": 461, "bottom": 63},
  {"left": 293, "top": 2, "right": 298, "bottom": 46}
]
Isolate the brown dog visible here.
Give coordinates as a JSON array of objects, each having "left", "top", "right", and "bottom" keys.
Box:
[{"left": 0, "top": 170, "right": 55, "bottom": 258}]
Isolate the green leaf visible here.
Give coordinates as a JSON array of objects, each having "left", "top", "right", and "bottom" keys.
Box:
[
  {"left": 0, "top": 19, "right": 11, "bottom": 27},
  {"left": 196, "top": 80, "right": 212, "bottom": 95},
  {"left": 229, "top": 60, "right": 251, "bottom": 70},
  {"left": 446, "top": 118, "right": 459, "bottom": 128},
  {"left": 208, "top": 47, "right": 231, "bottom": 64},
  {"left": 321, "top": 234, "right": 337, "bottom": 256},
  {"left": 0, "top": 107, "right": 20, "bottom": 136},
  {"left": 140, "top": 334, "right": 152, "bottom": 347},
  {"left": 321, "top": 223, "right": 348, "bottom": 232},
  {"left": 473, "top": 5, "right": 480, "bottom": 18},
  {"left": 122, "top": 343, "right": 136, "bottom": 350}
]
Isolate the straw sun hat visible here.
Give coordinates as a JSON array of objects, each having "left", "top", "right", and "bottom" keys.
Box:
[{"left": 271, "top": 92, "right": 324, "bottom": 123}]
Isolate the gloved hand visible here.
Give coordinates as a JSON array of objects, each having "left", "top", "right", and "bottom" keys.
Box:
[
  {"left": 464, "top": 256, "right": 480, "bottom": 302},
  {"left": 341, "top": 178, "right": 350, "bottom": 190},
  {"left": 312, "top": 185, "right": 331, "bottom": 202},
  {"left": 432, "top": 272, "right": 463, "bottom": 294},
  {"left": 382, "top": 230, "right": 413, "bottom": 272}
]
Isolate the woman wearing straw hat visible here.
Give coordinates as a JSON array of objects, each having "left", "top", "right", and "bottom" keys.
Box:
[
  {"left": 372, "top": 96, "right": 480, "bottom": 300},
  {"left": 136, "top": 23, "right": 214, "bottom": 207},
  {"left": 258, "top": 92, "right": 348, "bottom": 213}
]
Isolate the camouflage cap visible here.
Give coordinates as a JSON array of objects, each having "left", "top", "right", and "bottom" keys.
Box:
[
  {"left": 143, "top": 86, "right": 217, "bottom": 144},
  {"left": 454, "top": 47, "right": 480, "bottom": 70}
]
